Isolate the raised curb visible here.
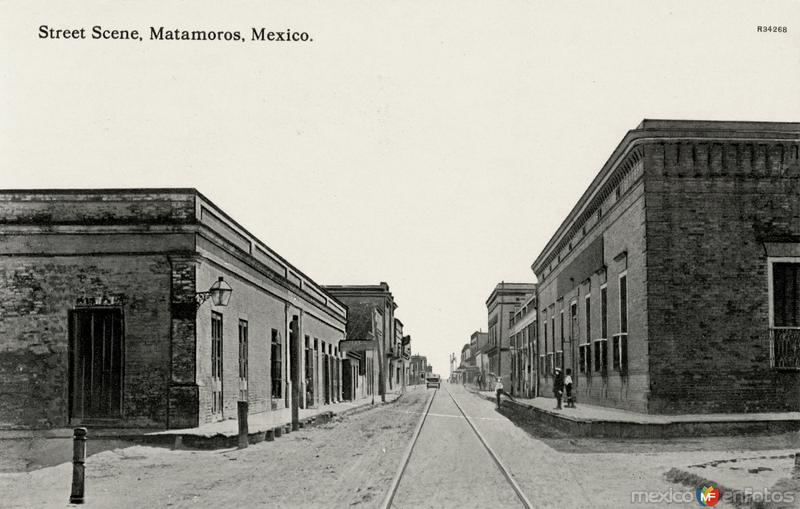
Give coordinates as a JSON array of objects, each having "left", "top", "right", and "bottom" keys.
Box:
[
  {"left": 468, "top": 387, "right": 800, "bottom": 438},
  {"left": 141, "top": 394, "right": 403, "bottom": 450},
  {"left": 0, "top": 394, "right": 407, "bottom": 451}
]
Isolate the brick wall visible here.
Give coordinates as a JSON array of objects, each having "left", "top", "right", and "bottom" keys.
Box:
[
  {"left": 0, "top": 190, "right": 196, "bottom": 225},
  {"left": 535, "top": 168, "right": 650, "bottom": 412},
  {"left": 0, "top": 255, "right": 171, "bottom": 428},
  {"left": 644, "top": 140, "right": 800, "bottom": 413}
]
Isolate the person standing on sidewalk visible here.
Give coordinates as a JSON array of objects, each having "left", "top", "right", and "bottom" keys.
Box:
[
  {"left": 553, "top": 367, "right": 564, "bottom": 410},
  {"left": 564, "top": 368, "right": 575, "bottom": 408},
  {"left": 494, "top": 376, "right": 504, "bottom": 409}
]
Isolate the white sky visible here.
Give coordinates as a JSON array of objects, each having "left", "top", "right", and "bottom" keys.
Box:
[{"left": 2, "top": 0, "right": 799, "bottom": 375}]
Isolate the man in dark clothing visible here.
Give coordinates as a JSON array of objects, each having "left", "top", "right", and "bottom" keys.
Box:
[{"left": 553, "top": 367, "right": 564, "bottom": 410}]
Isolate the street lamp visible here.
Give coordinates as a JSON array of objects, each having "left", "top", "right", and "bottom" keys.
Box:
[{"left": 195, "top": 277, "right": 233, "bottom": 309}]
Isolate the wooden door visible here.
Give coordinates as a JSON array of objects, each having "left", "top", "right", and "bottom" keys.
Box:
[{"left": 69, "top": 308, "right": 123, "bottom": 421}]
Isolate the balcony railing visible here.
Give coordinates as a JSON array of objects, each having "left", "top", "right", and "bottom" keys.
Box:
[{"left": 771, "top": 327, "right": 800, "bottom": 369}]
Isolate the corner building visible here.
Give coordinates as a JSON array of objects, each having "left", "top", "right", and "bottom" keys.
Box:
[
  {"left": 532, "top": 120, "right": 800, "bottom": 414},
  {"left": 0, "top": 189, "right": 347, "bottom": 429}
]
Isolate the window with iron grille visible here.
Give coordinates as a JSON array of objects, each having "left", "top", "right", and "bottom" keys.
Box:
[
  {"left": 601, "top": 285, "right": 608, "bottom": 339},
  {"left": 543, "top": 319, "right": 548, "bottom": 356},
  {"left": 238, "top": 320, "right": 248, "bottom": 401},
  {"left": 305, "top": 336, "right": 315, "bottom": 405},
  {"left": 570, "top": 302, "right": 577, "bottom": 345},
  {"left": 579, "top": 343, "right": 591, "bottom": 374},
  {"left": 211, "top": 312, "right": 223, "bottom": 414},
  {"left": 585, "top": 295, "right": 591, "bottom": 342},
  {"left": 271, "top": 328, "right": 282, "bottom": 400},
  {"left": 593, "top": 338, "right": 607, "bottom": 374},
  {"left": 773, "top": 263, "right": 800, "bottom": 327},
  {"left": 613, "top": 333, "right": 628, "bottom": 373},
  {"left": 770, "top": 261, "right": 800, "bottom": 369},
  {"left": 619, "top": 274, "right": 628, "bottom": 334},
  {"left": 555, "top": 350, "right": 563, "bottom": 372}
]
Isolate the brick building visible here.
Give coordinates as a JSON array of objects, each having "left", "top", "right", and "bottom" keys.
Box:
[
  {"left": 0, "top": 189, "right": 347, "bottom": 429},
  {"left": 401, "top": 334, "right": 411, "bottom": 386},
  {"left": 532, "top": 120, "right": 800, "bottom": 414},
  {"left": 485, "top": 282, "right": 536, "bottom": 384},
  {"left": 409, "top": 354, "right": 428, "bottom": 386},
  {"left": 509, "top": 293, "right": 537, "bottom": 398},
  {"left": 322, "top": 283, "right": 405, "bottom": 401},
  {"left": 393, "top": 318, "right": 410, "bottom": 391},
  {"left": 460, "top": 343, "right": 471, "bottom": 367},
  {"left": 469, "top": 331, "right": 489, "bottom": 385}
]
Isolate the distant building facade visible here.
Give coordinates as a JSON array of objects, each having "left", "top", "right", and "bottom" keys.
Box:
[
  {"left": 486, "top": 283, "right": 536, "bottom": 384},
  {"left": 409, "top": 355, "right": 428, "bottom": 385},
  {"left": 322, "top": 283, "right": 405, "bottom": 401},
  {"left": 532, "top": 120, "right": 800, "bottom": 414},
  {"left": 509, "top": 293, "right": 537, "bottom": 398},
  {"left": 470, "top": 331, "right": 489, "bottom": 384},
  {"left": 460, "top": 343, "right": 471, "bottom": 367},
  {"left": 393, "top": 318, "right": 410, "bottom": 391}
]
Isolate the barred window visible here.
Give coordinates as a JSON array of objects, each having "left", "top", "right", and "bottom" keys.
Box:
[
  {"left": 619, "top": 274, "right": 628, "bottom": 334},
  {"left": 773, "top": 263, "right": 800, "bottom": 327},
  {"left": 601, "top": 286, "right": 608, "bottom": 339},
  {"left": 585, "top": 295, "right": 591, "bottom": 342},
  {"left": 579, "top": 343, "right": 592, "bottom": 374},
  {"left": 211, "top": 313, "right": 223, "bottom": 414},
  {"left": 238, "top": 320, "right": 248, "bottom": 401},
  {"left": 594, "top": 339, "right": 608, "bottom": 374},
  {"left": 613, "top": 334, "right": 628, "bottom": 373},
  {"left": 271, "top": 328, "right": 282, "bottom": 399}
]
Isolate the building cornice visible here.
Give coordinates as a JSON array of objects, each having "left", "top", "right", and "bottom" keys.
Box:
[{"left": 531, "top": 121, "right": 800, "bottom": 276}]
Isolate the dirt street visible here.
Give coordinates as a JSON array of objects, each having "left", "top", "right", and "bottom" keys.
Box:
[
  {"left": 0, "top": 389, "right": 429, "bottom": 508},
  {"left": 5, "top": 384, "right": 800, "bottom": 508}
]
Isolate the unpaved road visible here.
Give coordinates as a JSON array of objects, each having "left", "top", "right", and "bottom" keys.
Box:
[
  {"left": 0, "top": 389, "right": 430, "bottom": 508},
  {"left": 5, "top": 384, "right": 793, "bottom": 508}
]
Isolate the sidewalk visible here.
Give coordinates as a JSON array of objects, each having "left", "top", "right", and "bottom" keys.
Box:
[
  {"left": 0, "top": 392, "right": 404, "bottom": 447},
  {"left": 466, "top": 385, "right": 800, "bottom": 438},
  {"left": 144, "top": 392, "right": 404, "bottom": 448}
]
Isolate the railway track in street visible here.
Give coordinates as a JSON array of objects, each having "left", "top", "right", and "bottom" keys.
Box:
[{"left": 380, "top": 385, "right": 534, "bottom": 509}]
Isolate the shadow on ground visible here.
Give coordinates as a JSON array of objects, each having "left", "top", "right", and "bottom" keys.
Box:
[{"left": 0, "top": 437, "right": 170, "bottom": 473}]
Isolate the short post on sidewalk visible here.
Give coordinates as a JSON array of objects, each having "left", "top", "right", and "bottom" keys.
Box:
[
  {"left": 69, "top": 427, "right": 87, "bottom": 504},
  {"left": 237, "top": 401, "right": 249, "bottom": 449}
]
